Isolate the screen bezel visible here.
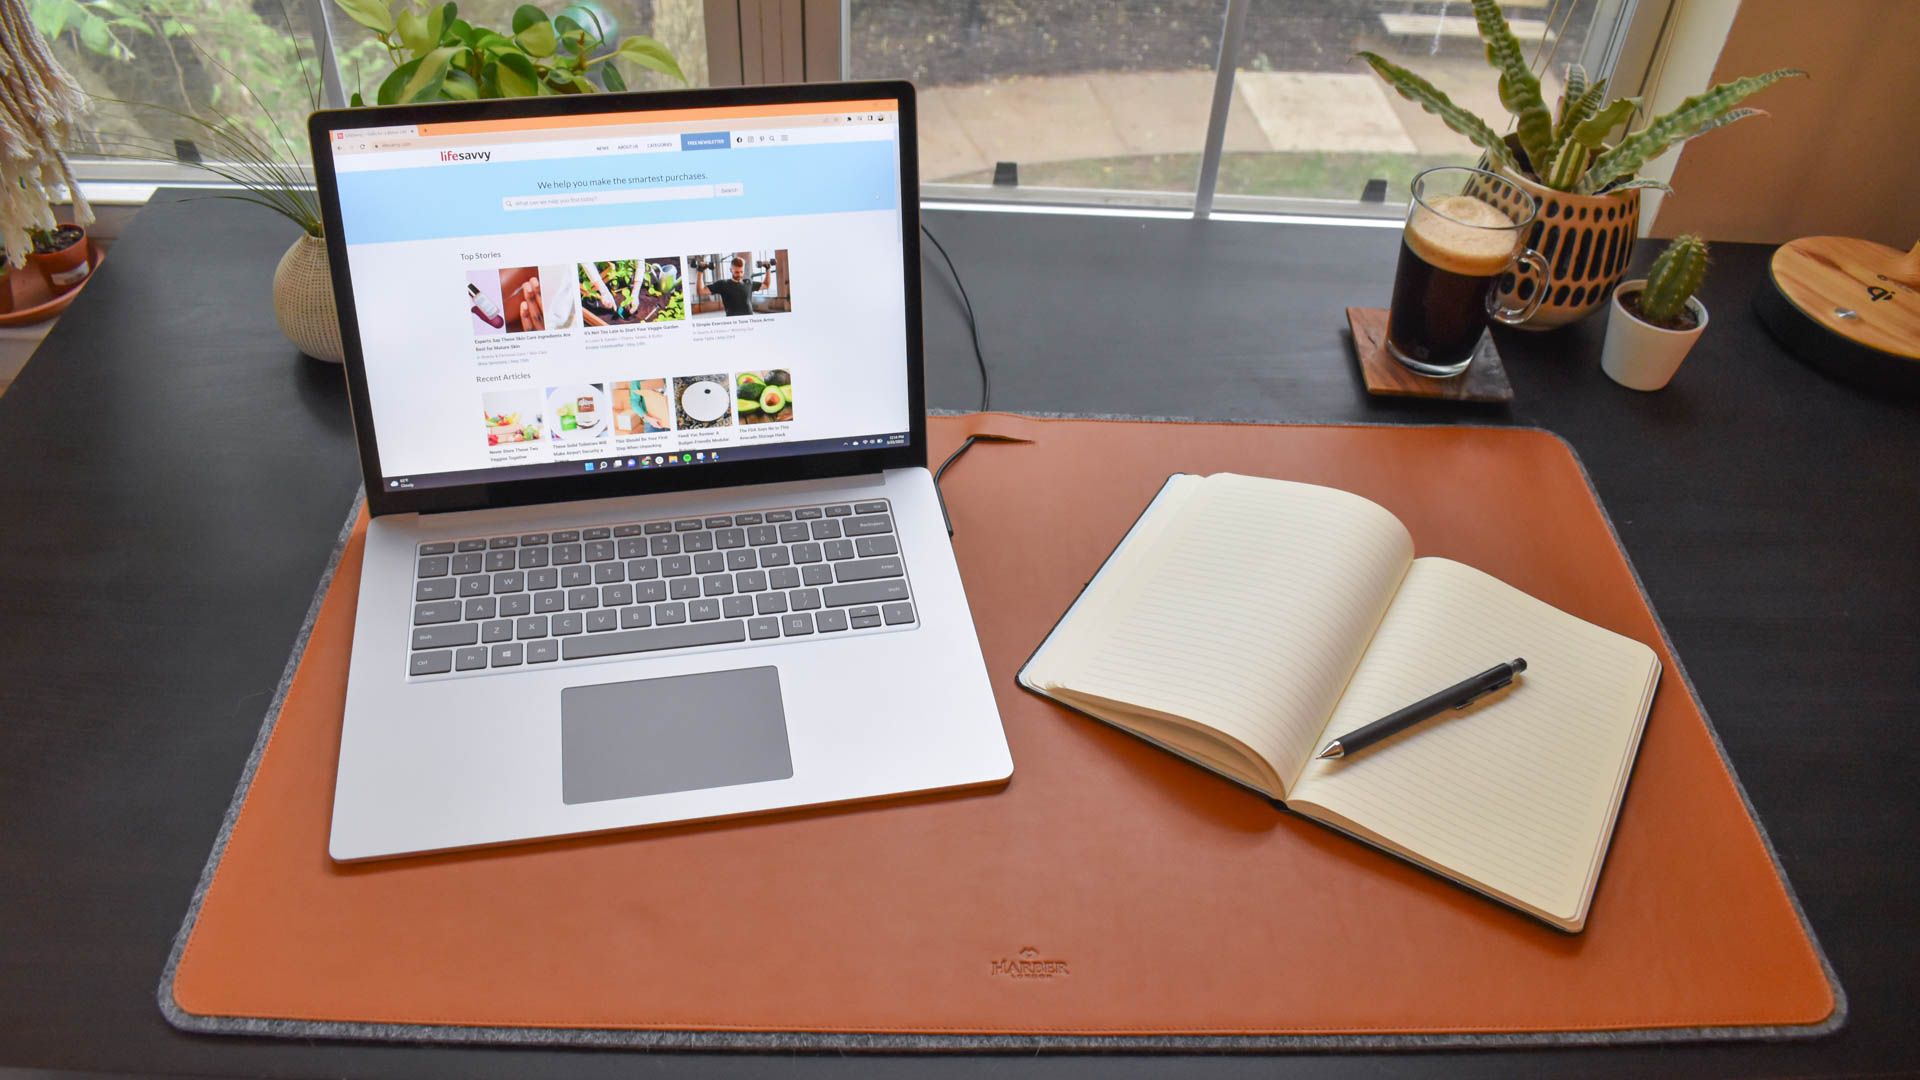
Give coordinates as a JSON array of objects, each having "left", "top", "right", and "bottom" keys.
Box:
[{"left": 309, "top": 80, "right": 925, "bottom": 518}]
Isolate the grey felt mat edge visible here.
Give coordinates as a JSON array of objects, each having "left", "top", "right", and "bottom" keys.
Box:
[{"left": 158, "top": 413, "right": 1845, "bottom": 1052}]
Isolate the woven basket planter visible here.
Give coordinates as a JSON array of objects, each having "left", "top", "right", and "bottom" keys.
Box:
[
  {"left": 1467, "top": 166, "right": 1640, "bottom": 331},
  {"left": 273, "top": 234, "right": 344, "bottom": 363}
]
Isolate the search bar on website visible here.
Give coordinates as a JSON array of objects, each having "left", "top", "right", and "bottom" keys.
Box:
[{"left": 502, "top": 182, "right": 744, "bottom": 211}]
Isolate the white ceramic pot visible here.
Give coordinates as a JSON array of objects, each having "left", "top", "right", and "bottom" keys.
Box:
[
  {"left": 273, "top": 233, "right": 345, "bottom": 363},
  {"left": 1600, "top": 281, "right": 1708, "bottom": 391}
]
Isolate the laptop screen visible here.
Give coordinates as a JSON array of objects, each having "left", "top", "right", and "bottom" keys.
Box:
[{"left": 325, "top": 96, "right": 911, "bottom": 493}]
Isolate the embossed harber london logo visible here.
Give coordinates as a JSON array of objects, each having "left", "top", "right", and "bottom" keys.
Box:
[{"left": 989, "top": 946, "right": 1070, "bottom": 979}]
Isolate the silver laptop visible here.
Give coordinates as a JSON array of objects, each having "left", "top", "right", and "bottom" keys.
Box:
[{"left": 310, "top": 82, "right": 1011, "bottom": 861}]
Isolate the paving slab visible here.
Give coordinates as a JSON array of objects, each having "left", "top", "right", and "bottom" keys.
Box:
[
  {"left": 1235, "top": 71, "right": 1418, "bottom": 154},
  {"left": 1083, "top": 70, "right": 1268, "bottom": 156},
  {"left": 915, "top": 88, "right": 991, "bottom": 180}
]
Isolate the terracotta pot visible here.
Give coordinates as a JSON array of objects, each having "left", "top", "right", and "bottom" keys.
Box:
[
  {"left": 273, "top": 233, "right": 345, "bottom": 363},
  {"left": 1600, "top": 281, "right": 1708, "bottom": 391},
  {"left": 0, "top": 261, "right": 14, "bottom": 315},
  {"left": 27, "top": 224, "right": 92, "bottom": 293},
  {"left": 1467, "top": 164, "right": 1640, "bottom": 330}
]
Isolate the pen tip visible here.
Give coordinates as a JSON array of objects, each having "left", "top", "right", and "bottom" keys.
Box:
[
  {"left": 1317, "top": 742, "right": 1343, "bottom": 760},
  {"left": 1510, "top": 657, "right": 1528, "bottom": 673}
]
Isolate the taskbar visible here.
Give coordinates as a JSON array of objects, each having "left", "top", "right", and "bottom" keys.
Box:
[{"left": 381, "top": 430, "right": 910, "bottom": 493}]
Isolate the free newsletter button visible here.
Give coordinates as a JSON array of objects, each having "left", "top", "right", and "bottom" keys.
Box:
[{"left": 680, "top": 131, "right": 729, "bottom": 151}]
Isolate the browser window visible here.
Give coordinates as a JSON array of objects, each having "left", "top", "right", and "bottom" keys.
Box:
[{"left": 326, "top": 100, "right": 911, "bottom": 492}]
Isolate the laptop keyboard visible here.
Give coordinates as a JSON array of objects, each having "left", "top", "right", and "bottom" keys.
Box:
[{"left": 407, "top": 499, "right": 912, "bottom": 678}]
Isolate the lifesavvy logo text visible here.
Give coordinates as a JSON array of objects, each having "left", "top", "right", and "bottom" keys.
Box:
[{"left": 439, "top": 149, "right": 492, "bottom": 163}]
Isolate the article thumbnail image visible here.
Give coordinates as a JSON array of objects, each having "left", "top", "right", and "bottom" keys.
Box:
[
  {"left": 688, "top": 250, "right": 792, "bottom": 318},
  {"left": 481, "top": 390, "right": 542, "bottom": 446},
  {"left": 546, "top": 383, "right": 610, "bottom": 442},
  {"left": 538, "top": 263, "right": 578, "bottom": 330},
  {"left": 736, "top": 370, "right": 793, "bottom": 424},
  {"left": 609, "top": 378, "right": 671, "bottom": 435},
  {"left": 578, "top": 257, "right": 685, "bottom": 327},
  {"left": 673, "top": 374, "right": 734, "bottom": 429},
  {"left": 497, "top": 266, "right": 549, "bottom": 334},
  {"left": 465, "top": 271, "right": 505, "bottom": 336}
]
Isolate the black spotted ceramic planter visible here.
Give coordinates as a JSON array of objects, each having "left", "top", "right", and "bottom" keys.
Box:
[{"left": 1468, "top": 168, "right": 1640, "bottom": 331}]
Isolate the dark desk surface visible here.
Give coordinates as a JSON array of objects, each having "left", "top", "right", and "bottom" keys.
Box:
[{"left": 1, "top": 191, "right": 1914, "bottom": 1079}]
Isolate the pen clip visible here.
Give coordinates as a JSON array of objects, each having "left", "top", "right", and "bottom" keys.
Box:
[{"left": 1451, "top": 675, "right": 1515, "bottom": 710}]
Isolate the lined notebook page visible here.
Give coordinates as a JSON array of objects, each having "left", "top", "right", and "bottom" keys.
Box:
[
  {"left": 1288, "top": 558, "right": 1659, "bottom": 926},
  {"left": 1028, "top": 473, "right": 1414, "bottom": 792}
]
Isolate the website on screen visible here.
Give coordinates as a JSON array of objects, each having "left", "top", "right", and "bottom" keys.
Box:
[{"left": 327, "top": 101, "right": 910, "bottom": 492}]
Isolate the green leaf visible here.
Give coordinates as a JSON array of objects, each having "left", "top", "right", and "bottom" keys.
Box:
[
  {"left": 1602, "top": 178, "right": 1672, "bottom": 193},
  {"left": 554, "top": 13, "right": 580, "bottom": 37},
  {"left": 1576, "top": 68, "right": 1803, "bottom": 193},
  {"left": 494, "top": 49, "right": 538, "bottom": 95},
  {"left": 1356, "top": 51, "right": 1517, "bottom": 173},
  {"left": 442, "top": 69, "right": 480, "bottom": 99},
  {"left": 1472, "top": 0, "right": 1554, "bottom": 171},
  {"left": 1558, "top": 63, "right": 1587, "bottom": 123},
  {"left": 333, "top": 0, "right": 393, "bottom": 35},
  {"left": 31, "top": 0, "right": 74, "bottom": 40},
  {"left": 599, "top": 61, "right": 625, "bottom": 91},
  {"left": 1569, "top": 97, "right": 1638, "bottom": 150},
  {"left": 376, "top": 56, "right": 421, "bottom": 104},
  {"left": 397, "top": 6, "right": 433, "bottom": 54},
  {"left": 510, "top": 3, "right": 545, "bottom": 32},
  {"left": 1542, "top": 138, "right": 1587, "bottom": 191},
  {"left": 402, "top": 44, "right": 459, "bottom": 100},
  {"left": 514, "top": 18, "right": 556, "bottom": 57},
  {"left": 350, "top": 90, "right": 367, "bottom": 107},
  {"left": 1552, "top": 78, "right": 1607, "bottom": 146},
  {"left": 614, "top": 35, "right": 685, "bottom": 83},
  {"left": 77, "top": 13, "right": 112, "bottom": 53}
]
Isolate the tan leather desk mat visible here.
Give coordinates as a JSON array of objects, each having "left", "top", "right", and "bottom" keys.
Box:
[{"left": 162, "top": 415, "right": 1841, "bottom": 1050}]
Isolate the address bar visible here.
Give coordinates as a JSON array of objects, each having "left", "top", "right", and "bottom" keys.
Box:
[{"left": 502, "top": 181, "right": 743, "bottom": 211}]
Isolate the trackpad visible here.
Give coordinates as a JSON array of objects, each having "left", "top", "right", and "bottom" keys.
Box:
[{"left": 561, "top": 667, "right": 793, "bottom": 805}]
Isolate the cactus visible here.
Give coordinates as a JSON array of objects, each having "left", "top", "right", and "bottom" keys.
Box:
[{"left": 1635, "top": 235, "right": 1709, "bottom": 327}]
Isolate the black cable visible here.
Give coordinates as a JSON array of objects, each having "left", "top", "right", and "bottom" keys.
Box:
[{"left": 920, "top": 221, "right": 990, "bottom": 413}]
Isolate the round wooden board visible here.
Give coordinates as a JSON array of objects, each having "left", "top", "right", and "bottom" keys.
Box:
[{"left": 1757, "top": 236, "right": 1920, "bottom": 396}]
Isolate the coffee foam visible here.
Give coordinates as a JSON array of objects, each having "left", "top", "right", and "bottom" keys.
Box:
[{"left": 1404, "top": 194, "right": 1520, "bottom": 277}]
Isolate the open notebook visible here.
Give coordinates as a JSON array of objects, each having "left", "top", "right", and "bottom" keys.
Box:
[{"left": 1019, "top": 473, "right": 1661, "bottom": 931}]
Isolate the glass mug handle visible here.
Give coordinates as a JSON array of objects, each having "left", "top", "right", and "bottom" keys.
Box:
[{"left": 1487, "top": 249, "right": 1549, "bottom": 326}]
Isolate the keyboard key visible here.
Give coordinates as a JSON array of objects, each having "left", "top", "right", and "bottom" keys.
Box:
[
  {"left": 533, "top": 591, "right": 565, "bottom": 614},
  {"left": 456, "top": 538, "right": 487, "bottom": 552},
  {"left": 661, "top": 555, "right": 692, "bottom": 577},
  {"left": 527, "top": 640, "right": 559, "bottom": 663},
  {"left": 683, "top": 531, "right": 714, "bottom": 552},
  {"left": 702, "top": 574, "right": 734, "bottom": 596},
  {"left": 613, "top": 524, "right": 643, "bottom": 537},
  {"left": 413, "top": 600, "right": 463, "bottom": 625},
  {"left": 602, "top": 583, "right": 633, "bottom": 606},
  {"left": 759, "top": 546, "right": 791, "bottom": 567},
  {"left": 553, "top": 613, "right": 584, "bottom": 636},
  {"left": 855, "top": 535, "right": 899, "bottom": 558},
  {"left": 452, "top": 552, "right": 484, "bottom": 575},
  {"left": 801, "top": 564, "right": 833, "bottom": 586},
  {"left": 561, "top": 565, "right": 592, "bottom": 587},
  {"left": 791, "top": 542, "right": 822, "bottom": 564},
  {"left": 584, "top": 540, "right": 615, "bottom": 562},
  {"left": 626, "top": 557, "right": 659, "bottom": 580},
  {"left": 517, "top": 546, "right": 549, "bottom": 568},
  {"left": 778, "top": 522, "right": 810, "bottom": 543},
  {"left": 747, "top": 525, "right": 779, "bottom": 546},
  {"left": 722, "top": 595, "right": 755, "bottom": 619},
  {"left": 810, "top": 519, "right": 842, "bottom": 540},
  {"left": 824, "top": 540, "right": 856, "bottom": 561},
  {"left": 413, "top": 623, "right": 478, "bottom": 649},
  {"left": 843, "top": 515, "right": 894, "bottom": 537},
  {"left": 415, "top": 578, "right": 456, "bottom": 601},
  {"left": 782, "top": 613, "right": 815, "bottom": 635},
  {"left": 816, "top": 609, "right": 849, "bottom": 633},
  {"left": 851, "top": 612, "right": 883, "bottom": 629},
  {"left": 552, "top": 530, "right": 580, "bottom": 543},
  {"left": 824, "top": 580, "right": 910, "bottom": 607},
  {"left": 583, "top": 526, "right": 611, "bottom": 540},
  {"left": 418, "top": 541, "right": 456, "bottom": 556},
  {"left": 734, "top": 512, "right": 764, "bottom": 525},
  {"left": 499, "top": 592, "right": 531, "bottom": 617},
  {"left": 552, "top": 544, "right": 583, "bottom": 565},
  {"left": 567, "top": 587, "right": 599, "bottom": 610},
  {"left": 516, "top": 616, "right": 549, "bottom": 639},
  {"left": 620, "top": 605, "right": 652, "bottom": 628},
  {"left": 485, "top": 550, "right": 516, "bottom": 572},
  {"left": 687, "top": 553, "right": 723, "bottom": 577},
  {"left": 715, "top": 528, "right": 746, "bottom": 549},
  {"left": 768, "top": 567, "right": 801, "bottom": 590},
  {"left": 410, "top": 650, "right": 453, "bottom": 675},
  {"left": 562, "top": 619, "right": 747, "bottom": 660},
  {"left": 519, "top": 532, "right": 550, "bottom": 545},
  {"left": 458, "top": 575, "right": 491, "bottom": 597},
  {"left": 836, "top": 557, "right": 904, "bottom": 583},
  {"left": 673, "top": 518, "right": 702, "bottom": 532},
  {"left": 882, "top": 601, "right": 916, "bottom": 625},
  {"left": 789, "top": 588, "right": 822, "bottom": 611},
  {"left": 748, "top": 616, "right": 781, "bottom": 640},
  {"left": 650, "top": 534, "right": 681, "bottom": 555},
  {"left": 634, "top": 580, "right": 668, "bottom": 603},
  {"left": 489, "top": 536, "right": 518, "bottom": 549},
  {"left": 849, "top": 605, "right": 881, "bottom": 620},
  {"left": 587, "top": 610, "right": 618, "bottom": 632},
  {"left": 491, "top": 642, "right": 524, "bottom": 667},
  {"left": 795, "top": 507, "right": 823, "bottom": 520},
  {"left": 480, "top": 619, "right": 513, "bottom": 643},
  {"left": 492, "top": 570, "right": 524, "bottom": 593},
  {"left": 825, "top": 504, "right": 853, "bottom": 517},
  {"left": 765, "top": 509, "right": 793, "bottom": 522},
  {"left": 654, "top": 602, "right": 687, "bottom": 625},
  {"left": 689, "top": 598, "right": 722, "bottom": 622},
  {"left": 854, "top": 501, "right": 888, "bottom": 514},
  {"left": 617, "top": 537, "right": 647, "bottom": 559},
  {"left": 463, "top": 596, "right": 496, "bottom": 620},
  {"left": 455, "top": 646, "right": 489, "bottom": 671},
  {"left": 643, "top": 521, "right": 672, "bottom": 535},
  {"left": 527, "top": 568, "right": 558, "bottom": 590},
  {"left": 755, "top": 592, "right": 788, "bottom": 615},
  {"left": 704, "top": 515, "right": 733, "bottom": 528},
  {"left": 735, "top": 570, "right": 768, "bottom": 592},
  {"left": 417, "top": 555, "right": 450, "bottom": 578},
  {"left": 669, "top": 578, "right": 701, "bottom": 600},
  {"left": 593, "top": 562, "right": 625, "bottom": 584}
]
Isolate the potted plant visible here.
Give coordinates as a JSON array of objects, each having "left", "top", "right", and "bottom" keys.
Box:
[
  {"left": 1601, "top": 234, "right": 1709, "bottom": 391},
  {"left": 1359, "top": 0, "right": 1799, "bottom": 329},
  {"left": 1, "top": 0, "right": 93, "bottom": 306},
  {"left": 26, "top": 223, "right": 93, "bottom": 293}
]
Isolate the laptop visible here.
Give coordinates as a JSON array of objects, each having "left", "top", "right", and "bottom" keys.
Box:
[{"left": 309, "top": 81, "right": 1011, "bottom": 861}]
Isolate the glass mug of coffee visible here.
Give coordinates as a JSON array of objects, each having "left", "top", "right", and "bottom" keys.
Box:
[{"left": 1386, "top": 166, "right": 1549, "bottom": 377}]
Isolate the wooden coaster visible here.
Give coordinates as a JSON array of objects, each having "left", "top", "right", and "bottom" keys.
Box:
[{"left": 1345, "top": 306, "right": 1513, "bottom": 403}]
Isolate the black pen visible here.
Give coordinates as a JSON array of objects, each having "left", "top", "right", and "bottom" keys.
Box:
[{"left": 1316, "top": 658, "right": 1528, "bottom": 760}]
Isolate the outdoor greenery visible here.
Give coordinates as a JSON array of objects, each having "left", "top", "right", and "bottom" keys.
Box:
[{"left": 1357, "top": 0, "right": 1801, "bottom": 194}]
